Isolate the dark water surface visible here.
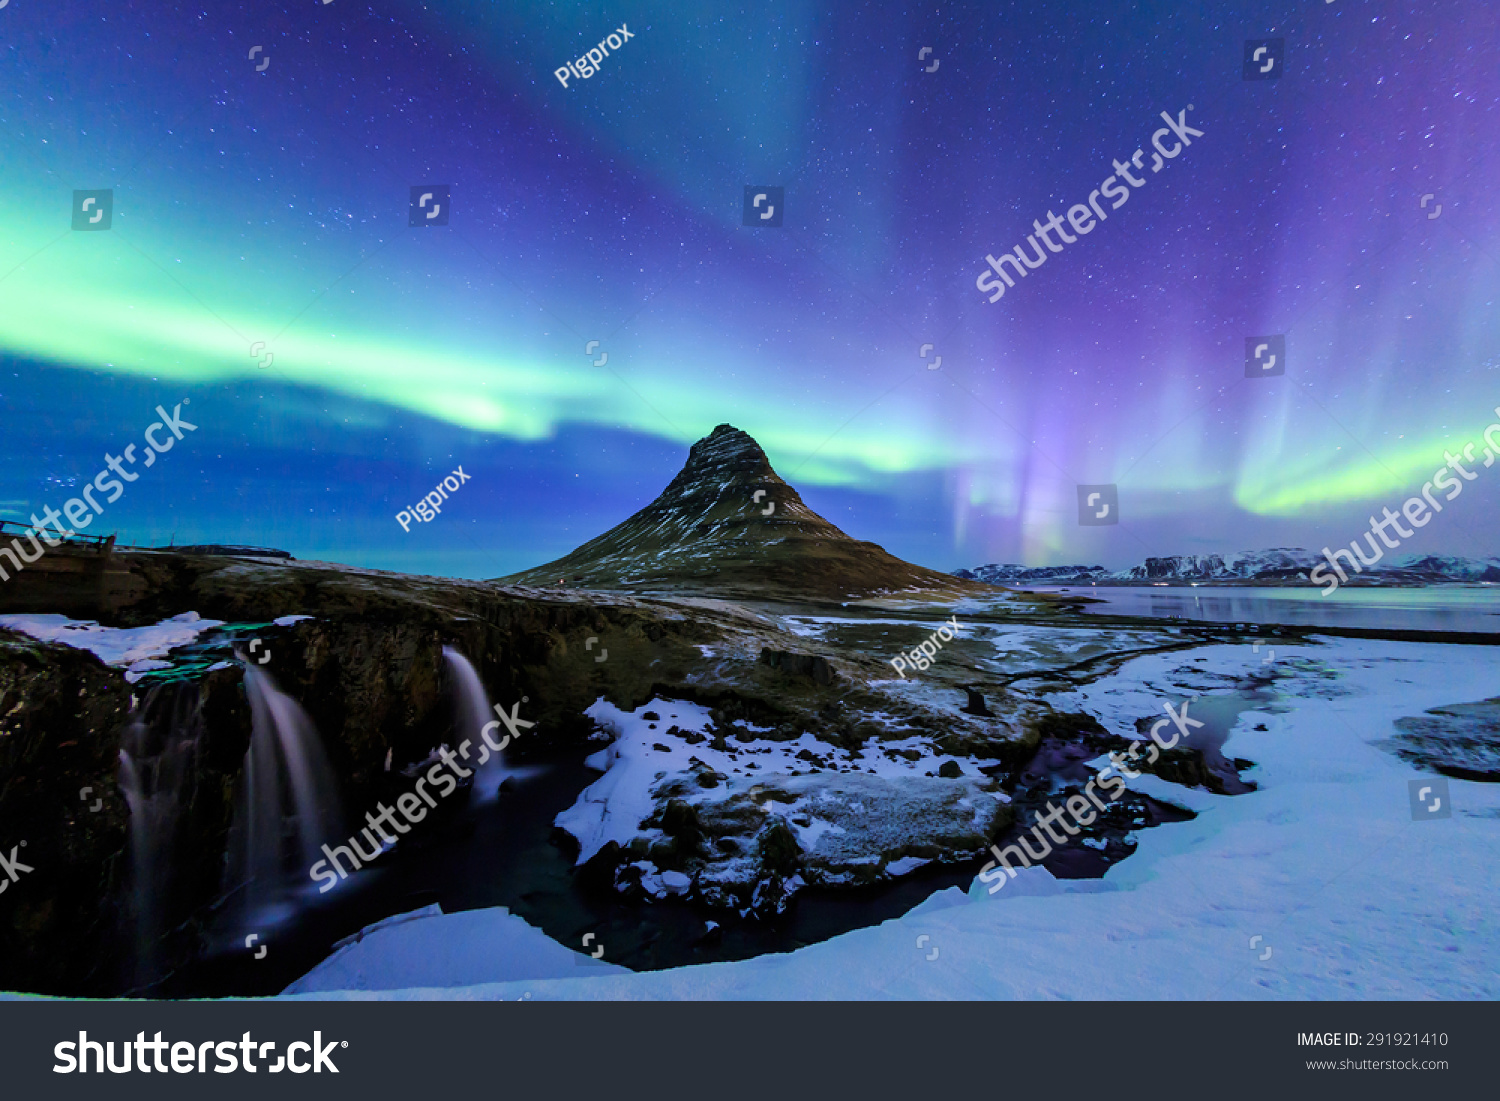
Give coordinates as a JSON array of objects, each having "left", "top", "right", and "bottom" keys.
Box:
[
  {"left": 162, "top": 748, "right": 983, "bottom": 997},
  {"left": 1033, "top": 585, "right": 1500, "bottom": 633}
]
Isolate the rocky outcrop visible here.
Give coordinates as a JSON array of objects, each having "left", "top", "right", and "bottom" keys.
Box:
[
  {"left": 954, "top": 564, "right": 1108, "bottom": 584},
  {"left": 0, "top": 630, "right": 135, "bottom": 994},
  {"left": 1381, "top": 698, "right": 1500, "bottom": 781},
  {"left": 758, "top": 647, "right": 838, "bottom": 686},
  {"left": 1118, "top": 549, "right": 1316, "bottom": 581},
  {"left": 618, "top": 771, "right": 1013, "bottom": 915},
  {"left": 960, "top": 685, "right": 995, "bottom": 717}
]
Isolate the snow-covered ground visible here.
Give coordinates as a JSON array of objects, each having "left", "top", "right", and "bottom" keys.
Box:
[
  {"left": 0, "top": 610, "right": 313, "bottom": 682},
  {"left": 285, "top": 634, "right": 1500, "bottom": 999},
  {"left": 557, "top": 697, "right": 997, "bottom": 866},
  {"left": 284, "top": 905, "right": 627, "bottom": 995},
  {"left": 778, "top": 614, "right": 978, "bottom": 640},
  {"left": 554, "top": 697, "right": 1005, "bottom": 907},
  {"left": 0, "top": 611, "right": 226, "bottom": 681},
  {"left": 982, "top": 624, "right": 1170, "bottom": 661}
]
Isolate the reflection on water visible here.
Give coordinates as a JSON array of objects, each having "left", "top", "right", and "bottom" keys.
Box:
[{"left": 1035, "top": 585, "right": 1500, "bottom": 633}]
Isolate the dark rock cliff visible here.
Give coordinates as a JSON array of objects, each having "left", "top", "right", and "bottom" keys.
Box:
[{"left": 0, "top": 551, "right": 720, "bottom": 994}]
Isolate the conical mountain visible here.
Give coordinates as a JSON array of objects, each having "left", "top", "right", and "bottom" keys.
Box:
[{"left": 499, "top": 425, "right": 981, "bottom": 599}]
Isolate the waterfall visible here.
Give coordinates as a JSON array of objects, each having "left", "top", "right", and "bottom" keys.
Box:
[
  {"left": 114, "top": 661, "right": 342, "bottom": 988},
  {"left": 116, "top": 683, "right": 204, "bottom": 989},
  {"left": 442, "top": 645, "right": 503, "bottom": 804},
  {"left": 225, "top": 666, "right": 342, "bottom": 921}
]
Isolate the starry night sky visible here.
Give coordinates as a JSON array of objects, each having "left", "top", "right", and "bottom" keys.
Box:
[{"left": 2, "top": 0, "right": 1498, "bottom": 578}]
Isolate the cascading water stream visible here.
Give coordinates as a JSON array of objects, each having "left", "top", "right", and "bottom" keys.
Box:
[
  {"left": 224, "top": 665, "right": 343, "bottom": 928},
  {"left": 115, "top": 683, "right": 204, "bottom": 989},
  {"left": 442, "top": 645, "right": 506, "bottom": 804}
]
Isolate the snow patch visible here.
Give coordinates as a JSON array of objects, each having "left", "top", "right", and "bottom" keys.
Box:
[{"left": 0, "top": 612, "right": 226, "bottom": 668}]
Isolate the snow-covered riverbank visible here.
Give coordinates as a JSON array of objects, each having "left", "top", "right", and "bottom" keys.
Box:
[{"left": 284, "top": 636, "right": 1500, "bottom": 1000}]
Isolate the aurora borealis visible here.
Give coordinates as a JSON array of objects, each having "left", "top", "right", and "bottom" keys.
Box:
[{"left": 2, "top": 0, "right": 1497, "bottom": 578}]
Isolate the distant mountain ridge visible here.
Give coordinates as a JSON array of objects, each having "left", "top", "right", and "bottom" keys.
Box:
[
  {"left": 500, "top": 425, "right": 982, "bottom": 599},
  {"left": 955, "top": 548, "right": 1500, "bottom": 585},
  {"left": 953, "top": 563, "right": 1112, "bottom": 584}
]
